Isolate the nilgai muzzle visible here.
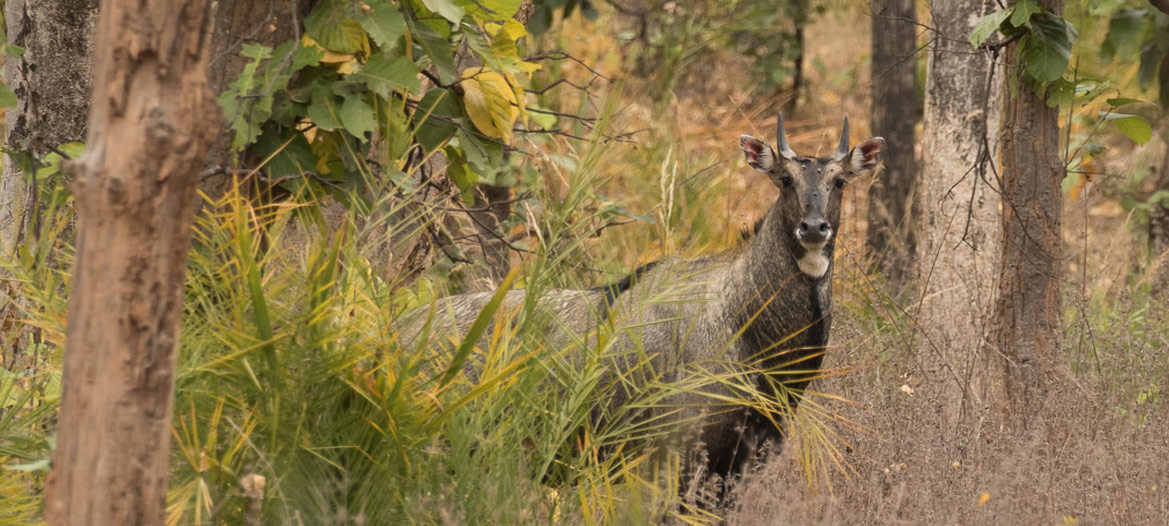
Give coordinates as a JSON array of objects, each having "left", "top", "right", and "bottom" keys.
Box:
[{"left": 401, "top": 114, "right": 884, "bottom": 485}]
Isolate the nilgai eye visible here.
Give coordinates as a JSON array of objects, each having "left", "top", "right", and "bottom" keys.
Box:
[
  {"left": 833, "top": 178, "right": 847, "bottom": 189},
  {"left": 780, "top": 176, "right": 794, "bottom": 188}
]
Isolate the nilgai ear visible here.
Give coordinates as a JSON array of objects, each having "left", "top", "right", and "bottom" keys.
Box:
[
  {"left": 848, "top": 137, "right": 885, "bottom": 176},
  {"left": 740, "top": 135, "right": 778, "bottom": 173}
]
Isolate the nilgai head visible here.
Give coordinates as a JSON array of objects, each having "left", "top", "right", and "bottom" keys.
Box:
[{"left": 739, "top": 114, "right": 885, "bottom": 278}]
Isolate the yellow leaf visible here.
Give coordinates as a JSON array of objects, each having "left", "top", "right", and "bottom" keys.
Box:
[
  {"left": 301, "top": 34, "right": 359, "bottom": 69},
  {"left": 500, "top": 19, "right": 526, "bottom": 40},
  {"left": 336, "top": 59, "right": 359, "bottom": 75},
  {"left": 977, "top": 492, "right": 990, "bottom": 506},
  {"left": 297, "top": 118, "right": 318, "bottom": 143},
  {"left": 461, "top": 67, "right": 519, "bottom": 143},
  {"left": 516, "top": 61, "right": 542, "bottom": 74}
]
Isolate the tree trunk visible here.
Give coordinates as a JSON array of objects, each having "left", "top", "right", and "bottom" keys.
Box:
[
  {"left": 204, "top": 0, "right": 312, "bottom": 195},
  {"left": 994, "top": 0, "right": 1065, "bottom": 423},
  {"left": 0, "top": 0, "right": 97, "bottom": 367},
  {"left": 914, "top": 0, "right": 1004, "bottom": 431},
  {"left": 1146, "top": 129, "right": 1169, "bottom": 296},
  {"left": 868, "top": 0, "right": 919, "bottom": 289},
  {"left": 44, "top": 1, "right": 219, "bottom": 523}
]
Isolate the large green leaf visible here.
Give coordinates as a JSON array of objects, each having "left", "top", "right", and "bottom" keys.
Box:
[
  {"left": 308, "top": 82, "right": 343, "bottom": 131},
  {"left": 1109, "top": 113, "right": 1152, "bottom": 145},
  {"left": 970, "top": 8, "right": 1011, "bottom": 48},
  {"left": 1021, "top": 13, "right": 1076, "bottom": 84},
  {"left": 340, "top": 93, "right": 376, "bottom": 141},
  {"left": 421, "top": 0, "right": 465, "bottom": 24},
  {"left": 1100, "top": 8, "right": 1149, "bottom": 63},
  {"left": 412, "top": 88, "right": 464, "bottom": 152},
  {"left": 359, "top": 0, "right": 407, "bottom": 50},
  {"left": 351, "top": 54, "right": 420, "bottom": 97},
  {"left": 253, "top": 123, "right": 317, "bottom": 180},
  {"left": 411, "top": 20, "right": 458, "bottom": 85},
  {"left": 458, "top": 127, "right": 503, "bottom": 177},
  {"left": 1009, "top": 0, "right": 1041, "bottom": 28},
  {"left": 304, "top": 0, "right": 368, "bottom": 54}
]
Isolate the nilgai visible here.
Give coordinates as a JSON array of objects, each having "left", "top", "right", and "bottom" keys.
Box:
[{"left": 403, "top": 113, "right": 884, "bottom": 484}]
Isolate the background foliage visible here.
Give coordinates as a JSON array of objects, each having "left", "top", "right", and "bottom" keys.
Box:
[{"left": 1, "top": 0, "right": 1169, "bottom": 524}]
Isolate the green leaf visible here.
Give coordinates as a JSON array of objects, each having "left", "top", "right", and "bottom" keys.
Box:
[
  {"left": 339, "top": 93, "right": 376, "bottom": 140},
  {"left": 351, "top": 54, "right": 420, "bottom": 97},
  {"left": 411, "top": 20, "right": 458, "bottom": 85},
  {"left": 1110, "top": 114, "right": 1151, "bottom": 145},
  {"left": 1105, "top": 97, "right": 1142, "bottom": 107},
  {"left": 218, "top": 41, "right": 322, "bottom": 151},
  {"left": 292, "top": 41, "right": 326, "bottom": 71},
  {"left": 444, "top": 147, "right": 479, "bottom": 203},
  {"left": 1021, "top": 13, "right": 1076, "bottom": 85},
  {"left": 304, "top": 0, "right": 368, "bottom": 54},
  {"left": 1009, "top": 0, "right": 1042, "bottom": 28},
  {"left": 0, "top": 83, "right": 17, "bottom": 108},
  {"left": 253, "top": 124, "right": 317, "bottom": 180},
  {"left": 219, "top": 44, "right": 273, "bottom": 150},
  {"left": 421, "top": 0, "right": 465, "bottom": 24},
  {"left": 1045, "top": 78, "right": 1074, "bottom": 108},
  {"left": 359, "top": 0, "right": 407, "bottom": 50},
  {"left": 1100, "top": 8, "right": 1149, "bottom": 63},
  {"left": 527, "top": 4, "right": 553, "bottom": 35},
  {"left": 413, "top": 88, "right": 464, "bottom": 152},
  {"left": 308, "top": 82, "right": 343, "bottom": 131},
  {"left": 35, "top": 142, "right": 85, "bottom": 181},
  {"left": 458, "top": 127, "right": 502, "bottom": 177},
  {"left": 970, "top": 8, "right": 1011, "bottom": 48}
]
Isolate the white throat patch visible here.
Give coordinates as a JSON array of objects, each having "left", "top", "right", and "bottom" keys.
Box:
[{"left": 797, "top": 245, "right": 830, "bottom": 278}]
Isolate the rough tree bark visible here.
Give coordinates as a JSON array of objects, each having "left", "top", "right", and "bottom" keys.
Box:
[
  {"left": 868, "top": 0, "right": 919, "bottom": 289},
  {"left": 994, "top": 0, "right": 1065, "bottom": 423},
  {"left": 44, "top": 1, "right": 220, "bottom": 523},
  {"left": 0, "top": 0, "right": 96, "bottom": 246},
  {"left": 0, "top": 0, "right": 97, "bottom": 368},
  {"left": 914, "top": 0, "right": 1003, "bottom": 430}
]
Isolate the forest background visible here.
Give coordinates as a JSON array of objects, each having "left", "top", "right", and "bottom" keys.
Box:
[{"left": 0, "top": 0, "right": 1168, "bottom": 523}]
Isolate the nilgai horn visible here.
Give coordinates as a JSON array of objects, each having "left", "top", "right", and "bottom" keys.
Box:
[{"left": 402, "top": 113, "right": 884, "bottom": 486}]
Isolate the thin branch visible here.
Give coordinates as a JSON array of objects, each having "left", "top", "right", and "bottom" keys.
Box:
[
  {"left": 524, "top": 51, "right": 611, "bottom": 82},
  {"left": 525, "top": 77, "right": 599, "bottom": 95}
]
